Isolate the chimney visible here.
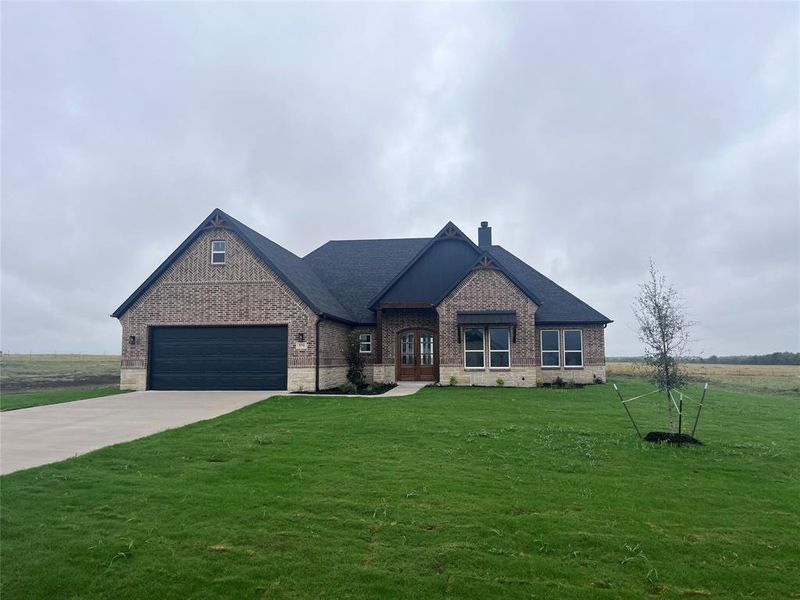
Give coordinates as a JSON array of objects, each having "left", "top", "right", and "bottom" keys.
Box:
[{"left": 478, "top": 221, "right": 492, "bottom": 248}]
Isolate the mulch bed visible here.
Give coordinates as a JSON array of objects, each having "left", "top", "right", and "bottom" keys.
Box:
[
  {"left": 644, "top": 431, "right": 702, "bottom": 445},
  {"left": 292, "top": 383, "right": 397, "bottom": 396}
]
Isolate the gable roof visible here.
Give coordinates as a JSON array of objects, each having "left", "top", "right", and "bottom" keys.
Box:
[
  {"left": 365, "top": 221, "right": 477, "bottom": 309},
  {"left": 488, "top": 245, "right": 611, "bottom": 324},
  {"left": 303, "top": 237, "right": 429, "bottom": 323},
  {"left": 113, "top": 209, "right": 611, "bottom": 326},
  {"left": 111, "top": 209, "right": 355, "bottom": 322},
  {"left": 430, "top": 250, "right": 543, "bottom": 307}
]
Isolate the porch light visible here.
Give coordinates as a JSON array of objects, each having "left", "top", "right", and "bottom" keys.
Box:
[
  {"left": 296, "top": 333, "right": 305, "bottom": 342},
  {"left": 128, "top": 335, "right": 136, "bottom": 345}
]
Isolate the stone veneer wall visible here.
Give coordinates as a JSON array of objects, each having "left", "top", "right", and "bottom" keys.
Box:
[
  {"left": 534, "top": 324, "right": 607, "bottom": 384},
  {"left": 437, "top": 269, "right": 538, "bottom": 387},
  {"left": 118, "top": 228, "right": 317, "bottom": 392}
]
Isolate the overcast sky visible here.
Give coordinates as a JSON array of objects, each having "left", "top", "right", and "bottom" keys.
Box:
[{"left": 2, "top": 2, "right": 798, "bottom": 356}]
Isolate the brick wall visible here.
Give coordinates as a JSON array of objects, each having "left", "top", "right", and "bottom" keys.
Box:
[
  {"left": 534, "top": 324, "right": 607, "bottom": 384},
  {"left": 437, "top": 268, "right": 537, "bottom": 386},
  {"left": 352, "top": 327, "right": 378, "bottom": 366},
  {"left": 118, "top": 228, "right": 317, "bottom": 390}
]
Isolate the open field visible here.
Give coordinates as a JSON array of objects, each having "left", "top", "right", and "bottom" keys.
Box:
[
  {"left": 607, "top": 361, "right": 799, "bottom": 395},
  {"left": 0, "top": 354, "right": 123, "bottom": 410},
  {"left": 0, "top": 354, "right": 121, "bottom": 392},
  {"left": 1, "top": 383, "right": 797, "bottom": 599}
]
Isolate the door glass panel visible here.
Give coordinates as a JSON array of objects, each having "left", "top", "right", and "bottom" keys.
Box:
[
  {"left": 401, "top": 333, "right": 415, "bottom": 365},
  {"left": 419, "top": 333, "right": 434, "bottom": 366}
]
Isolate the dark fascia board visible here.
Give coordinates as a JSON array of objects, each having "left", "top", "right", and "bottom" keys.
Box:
[
  {"left": 536, "top": 319, "right": 614, "bottom": 326},
  {"left": 111, "top": 208, "right": 358, "bottom": 324},
  {"left": 367, "top": 221, "right": 480, "bottom": 309},
  {"left": 432, "top": 251, "right": 544, "bottom": 308}
]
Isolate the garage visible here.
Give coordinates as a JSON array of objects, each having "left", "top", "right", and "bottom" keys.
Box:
[{"left": 149, "top": 326, "right": 288, "bottom": 390}]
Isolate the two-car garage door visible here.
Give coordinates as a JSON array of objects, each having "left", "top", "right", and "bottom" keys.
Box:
[{"left": 149, "top": 326, "right": 288, "bottom": 390}]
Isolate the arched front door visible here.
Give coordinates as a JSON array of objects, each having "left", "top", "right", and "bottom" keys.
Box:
[{"left": 396, "top": 328, "right": 438, "bottom": 381}]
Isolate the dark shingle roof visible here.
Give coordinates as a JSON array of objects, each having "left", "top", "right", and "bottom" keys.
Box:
[
  {"left": 488, "top": 245, "right": 611, "bottom": 324},
  {"left": 113, "top": 209, "right": 610, "bottom": 326},
  {"left": 303, "top": 238, "right": 429, "bottom": 323},
  {"left": 224, "top": 214, "right": 355, "bottom": 322}
]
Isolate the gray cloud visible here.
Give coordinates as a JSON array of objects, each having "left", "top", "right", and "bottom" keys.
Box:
[{"left": 2, "top": 2, "right": 797, "bottom": 355}]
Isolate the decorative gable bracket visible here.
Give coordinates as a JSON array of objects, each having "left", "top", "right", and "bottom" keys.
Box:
[
  {"left": 438, "top": 223, "right": 468, "bottom": 241},
  {"left": 202, "top": 214, "right": 231, "bottom": 230},
  {"left": 472, "top": 254, "right": 498, "bottom": 270}
]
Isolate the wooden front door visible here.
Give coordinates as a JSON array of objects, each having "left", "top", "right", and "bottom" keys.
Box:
[{"left": 396, "top": 329, "right": 438, "bottom": 381}]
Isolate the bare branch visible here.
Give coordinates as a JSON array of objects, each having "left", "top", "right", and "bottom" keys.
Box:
[{"left": 632, "top": 259, "right": 694, "bottom": 432}]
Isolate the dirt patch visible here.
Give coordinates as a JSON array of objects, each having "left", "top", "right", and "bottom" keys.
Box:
[
  {"left": 1, "top": 375, "right": 119, "bottom": 392},
  {"left": 644, "top": 431, "right": 702, "bottom": 445}
]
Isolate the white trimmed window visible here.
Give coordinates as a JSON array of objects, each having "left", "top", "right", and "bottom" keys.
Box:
[
  {"left": 541, "top": 330, "right": 560, "bottom": 367},
  {"left": 359, "top": 333, "right": 372, "bottom": 353},
  {"left": 464, "top": 328, "right": 485, "bottom": 368},
  {"left": 211, "top": 240, "right": 226, "bottom": 264},
  {"left": 564, "top": 330, "right": 583, "bottom": 367},
  {"left": 489, "top": 327, "right": 510, "bottom": 368}
]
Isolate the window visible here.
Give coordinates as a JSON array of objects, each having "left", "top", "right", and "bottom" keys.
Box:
[
  {"left": 464, "top": 328, "right": 485, "bottom": 368},
  {"left": 564, "top": 330, "right": 583, "bottom": 367},
  {"left": 211, "top": 240, "right": 226, "bottom": 264},
  {"left": 541, "top": 330, "right": 560, "bottom": 367},
  {"left": 359, "top": 333, "right": 372, "bottom": 353},
  {"left": 489, "top": 327, "right": 510, "bottom": 368},
  {"left": 400, "top": 332, "right": 415, "bottom": 365},
  {"left": 420, "top": 333, "right": 434, "bottom": 365}
]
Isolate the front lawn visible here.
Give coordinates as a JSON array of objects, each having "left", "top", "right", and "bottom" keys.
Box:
[
  {"left": 1, "top": 383, "right": 797, "bottom": 599},
  {"left": 0, "top": 386, "right": 130, "bottom": 411}
]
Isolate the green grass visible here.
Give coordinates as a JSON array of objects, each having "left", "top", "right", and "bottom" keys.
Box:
[
  {"left": 0, "top": 386, "right": 130, "bottom": 411},
  {"left": 1, "top": 382, "right": 797, "bottom": 599}
]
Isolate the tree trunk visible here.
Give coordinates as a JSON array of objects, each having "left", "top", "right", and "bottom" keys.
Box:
[{"left": 666, "top": 389, "right": 674, "bottom": 433}]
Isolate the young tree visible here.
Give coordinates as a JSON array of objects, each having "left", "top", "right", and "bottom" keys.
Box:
[{"left": 633, "top": 260, "right": 693, "bottom": 433}]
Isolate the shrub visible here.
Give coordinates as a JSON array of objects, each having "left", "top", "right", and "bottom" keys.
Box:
[
  {"left": 343, "top": 332, "right": 366, "bottom": 387},
  {"left": 496, "top": 377, "right": 505, "bottom": 387},
  {"left": 535, "top": 376, "right": 543, "bottom": 387},
  {"left": 554, "top": 376, "right": 565, "bottom": 388},
  {"left": 593, "top": 374, "right": 605, "bottom": 384},
  {"left": 338, "top": 382, "right": 357, "bottom": 395},
  {"left": 449, "top": 375, "right": 458, "bottom": 386}
]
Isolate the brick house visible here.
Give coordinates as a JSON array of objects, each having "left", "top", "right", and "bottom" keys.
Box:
[{"left": 112, "top": 209, "right": 611, "bottom": 391}]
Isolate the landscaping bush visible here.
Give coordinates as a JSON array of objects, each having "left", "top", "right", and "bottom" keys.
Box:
[
  {"left": 338, "top": 382, "right": 357, "bottom": 394},
  {"left": 343, "top": 332, "right": 365, "bottom": 387}
]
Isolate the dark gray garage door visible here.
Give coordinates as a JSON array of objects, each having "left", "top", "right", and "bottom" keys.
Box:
[{"left": 149, "top": 326, "right": 288, "bottom": 390}]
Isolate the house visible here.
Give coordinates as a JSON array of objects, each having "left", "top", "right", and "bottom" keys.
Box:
[{"left": 112, "top": 209, "right": 611, "bottom": 391}]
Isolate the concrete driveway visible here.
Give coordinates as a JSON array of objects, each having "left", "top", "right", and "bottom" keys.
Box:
[{"left": 0, "top": 391, "right": 277, "bottom": 475}]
